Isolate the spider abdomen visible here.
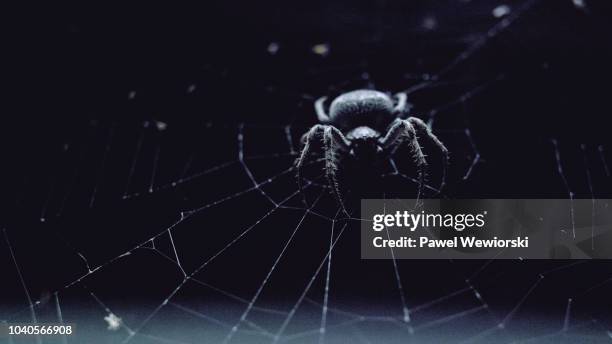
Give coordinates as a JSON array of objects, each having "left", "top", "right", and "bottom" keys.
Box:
[{"left": 329, "top": 89, "right": 396, "bottom": 130}]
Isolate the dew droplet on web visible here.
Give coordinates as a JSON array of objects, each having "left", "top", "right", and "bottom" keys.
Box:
[
  {"left": 572, "top": 0, "right": 586, "bottom": 10},
  {"left": 422, "top": 16, "right": 437, "bottom": 30},
  {"left": 267, "top": 42, "right": 280, "bottom": 55},
  {"left": 104, "top": 313, "right": 121, "bottom": 331},
  {"left": 492, "top": 4, "right": 511, "bottom": 18},
  {"left": 312, "top": 43, "right": 330, "bottom": 57},
  {"left": 155, "top": 121, "right": 167, "bottom": 131}
]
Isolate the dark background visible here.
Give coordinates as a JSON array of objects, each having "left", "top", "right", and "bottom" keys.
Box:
[{"left": 3, "top": 0, "right": 612, "bottom": 342}]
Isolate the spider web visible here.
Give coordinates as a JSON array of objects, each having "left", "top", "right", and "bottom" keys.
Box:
[{"left": 3, "top": 1, "right": 612, "bottom": 343}]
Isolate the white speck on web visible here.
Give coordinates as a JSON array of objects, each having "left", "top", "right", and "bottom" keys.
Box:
[
  {"left": 422, "top": 16, "right": 437, "bottom": 30},
  {"left": 312, "top": 43, "right": 330, "bottom": 57},
  {"left": 155, "top": 121, "right": 167, "bottom": 131},
  {"left": 128, "top": 91, "right": 136, "bottom": 100},
  {"left": 104, "top": 313, "right": 122, "bottom": 331},
  {"left": 492, "top": 5, "right": 511, "bottom": 18},
  {"left": 572, "top": 0, "right": 586, "bottom": 10},
  {"left": 267, "top": 42, "right": 280, "bottom": 55}
]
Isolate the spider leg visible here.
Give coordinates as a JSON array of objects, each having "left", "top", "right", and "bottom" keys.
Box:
[
  {"left": 393, "top": 92, "right": 414, "bottom": 119},
  {"left": 407, "top": 117, "right": 449, "bottom": 192},
  {"left": 315, "top": 96, "right": 331, "bottom": 123},
  {"left": 296, "top": 124, "right": 326, "bottom": 205},
  {"left": 379, "top": 119, "right": 427, "bottom": 199},
  {"left": 327, "top": 126, "right": 351, "bottom": 151},
  {"left": 296, "top": 125, "right": 351, "bottom": 214},
  {"left": 323, "top": 127, "right": 350, "bottom": 217},
  {"left": 393, "top": 92, "right": 407, "bottom": 114}
]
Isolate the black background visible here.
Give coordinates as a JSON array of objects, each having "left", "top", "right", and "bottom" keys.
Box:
[{"left": 3, "top": 0, "right": 612, "bottom": 342}]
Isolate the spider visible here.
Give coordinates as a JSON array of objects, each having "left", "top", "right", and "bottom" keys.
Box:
[{"left": 295, "top": 89, "right": 449, "bottom": 214}]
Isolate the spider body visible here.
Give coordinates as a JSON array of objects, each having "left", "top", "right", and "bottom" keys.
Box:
[
  {"left": 296, "top": 89, "right": 448, "bottom": 215},
  {"left": 327, "top": 90, "right": 396, "bottom": 132}
]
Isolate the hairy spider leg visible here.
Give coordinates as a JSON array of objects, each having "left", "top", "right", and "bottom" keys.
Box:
[
  {"left": 314, "top": 96, "right": 330, "bottom": 123},
  {"left": 393, "top": 92, "right": 408, "bottom": 114},
  {"left": 296, "top": 125, "right": 324, "bottom": 205},
  {"left": 322, "top": 126, "right": 350, "bottom": 217},
  {"left": 408, "top": 117, "right": 449, "bottom": 192},
  {"left": 296, "top": 124, "right": 350, "bottom": 216},
  {"left": 379, "top": 119, "right": 427, "bottom": 200}
]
